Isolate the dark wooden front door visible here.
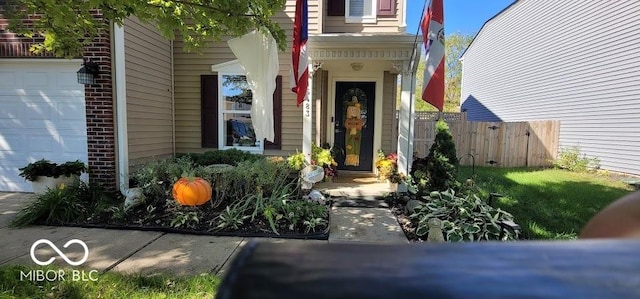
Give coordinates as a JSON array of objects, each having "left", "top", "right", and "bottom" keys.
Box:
[{"left": 334, "top": 81, "right": 375, "bottom": 171}]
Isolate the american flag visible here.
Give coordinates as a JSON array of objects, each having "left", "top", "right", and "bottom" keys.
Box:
[
  {"left": 421, "top": 0, "right": 445, "bottom": 111},
  {"left": 291, "top": 0, "right": 308, "bottom": 107}
]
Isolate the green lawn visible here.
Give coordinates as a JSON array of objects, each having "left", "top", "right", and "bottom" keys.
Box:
[
  {"left": 0, "top": 265, "right": 219, "bottom": 299},
  {"left": 457, "top": 167, "right": 635, "bottom": 240}
]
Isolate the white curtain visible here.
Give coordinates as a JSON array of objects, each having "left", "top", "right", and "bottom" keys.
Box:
[{"left": 227, "top": 29, "right": 280, "bottom": 143}]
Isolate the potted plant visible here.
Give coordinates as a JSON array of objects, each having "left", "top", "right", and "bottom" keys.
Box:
[
  {"left": 19, "top": 159, "right": 87, "bottom": 194},
  {"left": 375, "top": 150, "right": 398, "bottom": 183}
]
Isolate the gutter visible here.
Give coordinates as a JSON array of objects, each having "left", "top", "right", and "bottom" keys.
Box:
[{"left": 113, "top": 23, "right": 129, "bottom": 194}]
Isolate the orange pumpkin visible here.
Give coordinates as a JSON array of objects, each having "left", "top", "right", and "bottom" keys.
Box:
[{"left": 172, "top": 176, "right": 212, "bottom": 206}]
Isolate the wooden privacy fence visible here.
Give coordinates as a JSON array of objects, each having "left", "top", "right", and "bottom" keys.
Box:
[{"left": 408, "top": 112, "right": 560, "bottom": 168}]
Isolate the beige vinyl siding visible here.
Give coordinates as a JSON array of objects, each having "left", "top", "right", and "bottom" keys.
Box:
[
  {"left": 323, "top": 0, "right": 403, "bottom": 33},
  {"left": 460, "top": 0, "right": 640, "bottom": 175},
  {"left": 173, "top": 0, "right": 320, "bottom": 154},
  {"left": 124, "top": 16, "right": 173, "bottom": 165},
  {"left": 380, "top": 71, "right": 397, "bottom": 153}
]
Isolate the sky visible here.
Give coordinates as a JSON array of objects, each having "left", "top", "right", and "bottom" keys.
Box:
[{"left": 405, "top": 0, "right": 515, "bottom": 36}]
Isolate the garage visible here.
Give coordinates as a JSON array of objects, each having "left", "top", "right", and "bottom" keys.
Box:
[{"left": 0, "top": 60, "right": 88, "bottom": 192}]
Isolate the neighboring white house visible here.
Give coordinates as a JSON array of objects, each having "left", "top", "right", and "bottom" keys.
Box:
[{"left": 460, "top": 0, "right": 640, "bottom": 176}]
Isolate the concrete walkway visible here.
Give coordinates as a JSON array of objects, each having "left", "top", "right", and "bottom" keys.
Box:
[{"left": 0, "top": 188, "right": 406, "bottom": 277}]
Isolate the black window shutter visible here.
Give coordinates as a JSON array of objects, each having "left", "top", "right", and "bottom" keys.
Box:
[
  {"left": 377, "top": 0, "right": 395, "bottom": 16},
  {"left": 201, "top": 75, "right": 219, "bottom": 148},
  {"left": 327, "top": 0, "right": 345, "bottom": 16},
  {"left": 265, "top": 75, "right": 282, "bottom": 150}
]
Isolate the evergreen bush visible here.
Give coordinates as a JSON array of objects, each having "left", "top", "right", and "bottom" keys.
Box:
[{"left": 411, "top": 119, "right": 459, "bottom": 194}]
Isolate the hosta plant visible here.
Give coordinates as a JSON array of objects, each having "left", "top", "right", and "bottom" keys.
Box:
[{"left": 410, "top": 189, "right": 519, "bottom": 242}]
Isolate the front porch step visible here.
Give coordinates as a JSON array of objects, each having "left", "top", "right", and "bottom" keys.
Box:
[
  {"left": 328, "top": 207, "right": 408, "bottom": 244},
  {"left": 314, "top": 181, "right": 395, "bottom": 198}
]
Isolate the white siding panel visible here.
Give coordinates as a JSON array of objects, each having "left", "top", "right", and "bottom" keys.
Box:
[{"left": 461, "top": 0, "right": 640, "bottom": 175}]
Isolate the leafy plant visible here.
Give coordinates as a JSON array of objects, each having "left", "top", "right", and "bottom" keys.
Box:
[
  {"left": 180, "top": 149, "right": 263, "bottom": 167},
  {"left": 108, "top": 206, "right": 127, "bottom": 221},
  {"left": 553, "top": 146, "right": 600, "bottom": 172},
  {"left": 18, "top": 159, "right": 87, "bottom": 181},
  {"left": 411, "top": 120, "right": 460, "bottom": 193},
  {"left": 376, "top": 150, "right": 403, "bottom": 182},
  {"left": 303, "top": 217, "right": 328, "bottom": 233},
  {"left": 263, "top": 205, "right": 282, "bottom": 235},
  {"left": 312, "top": 143, "right": 335, "bottom": 167},
  {"left": 5, "top": 0, "right": 288, "bottom": 59},
  {"left": 410, "top": 190, "right": 519, "bottom": 242},
  {"left": 195, "top": 158, "right": 294, "bottom": 208},
  {"left": 214, "top": 206, "right": 249, "bottom": 230},
  {"left": 286, "top": 151, "right": 307, "bottom": 171},
  {"left": 130, "top": 156, "right": 195, "bottom": 206},
  {"left": 170, "top": 211, "right": 200, "bottom": 228},
  {"left": 10, "top": 182, "right": 92, "bottom": 227}
]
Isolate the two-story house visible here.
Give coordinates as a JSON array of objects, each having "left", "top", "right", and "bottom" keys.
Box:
[
  {"left": 460, "top": 0, "right": 640, "bottom": 176},
  {"left": 0, "top": 0, "right": 420, "bottom": 193}
]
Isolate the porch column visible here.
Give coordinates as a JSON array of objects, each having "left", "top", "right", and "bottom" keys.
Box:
[
  {"left": 303, "top": 59, "right": 314, "bottom": 164},
  {"left": 397, "top": 64, "right": 417, "bottom": 176}
]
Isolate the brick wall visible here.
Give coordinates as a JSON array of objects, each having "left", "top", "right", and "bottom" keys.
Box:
[
  {"left": 0, "top": 9, "right": 118, "bottom": 192},
  {"left": 84, "top": 16, "right": 117, "bottom": 192}
]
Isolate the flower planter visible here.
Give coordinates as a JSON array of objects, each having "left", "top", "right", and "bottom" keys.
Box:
[
  {"left": 387, "top": 180, "right": 398, "bottom": 191},
  {"left": 31, "top": 175, "right": 79, "bottom": 194}
]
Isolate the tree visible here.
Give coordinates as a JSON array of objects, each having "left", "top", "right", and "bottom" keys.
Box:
[
  {"left": 4, "top": 0, "right": 287, "bottom": 58},
  {"left": 412, "top": 32, "right": 475, "bottom": 112},
  {"left": 443, "top": 33, "right": 474, "bottom": 111},
  {"left": 410, "top": 119, "right": 459, "bottom": 194}
]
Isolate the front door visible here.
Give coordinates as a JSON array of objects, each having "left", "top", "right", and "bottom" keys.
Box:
[{"left": 333, "top": 81, "right": 375, "bottom": 171}]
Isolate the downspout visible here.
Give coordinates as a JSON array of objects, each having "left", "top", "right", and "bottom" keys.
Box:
[
  {"left": 401, "top": 0, "right": 408, "bottom": 29},
  {"left": 170, "top": 40, "right": 176, "bottom": 156},
  {"left": 113, "top": 23, "right": 129, "bottom": 194}
]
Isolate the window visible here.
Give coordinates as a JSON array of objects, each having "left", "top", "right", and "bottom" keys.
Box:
[
  {"left": 327, "top": 0, "right": 394, "bottom": 18},
  {"left": 202, "top": 61, "right": 282, "bottom": 151},
  {"left": 346, "top": 0, "right": 376, "bottom": 23},
  {"left": 220, "top": 74, "right": 261, "bottom": 151}
]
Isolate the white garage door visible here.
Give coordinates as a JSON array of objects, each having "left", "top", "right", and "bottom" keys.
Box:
[{"left": 0, "top": 60, "right": 88, "bottom": 192}]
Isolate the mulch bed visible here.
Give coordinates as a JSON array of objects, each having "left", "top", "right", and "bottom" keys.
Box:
[
  {"left": 387, "top": 198, "right": 422, "bottom": 242},
  {"left": 39, "top": 200, "right": 331, "bottom": 240}
]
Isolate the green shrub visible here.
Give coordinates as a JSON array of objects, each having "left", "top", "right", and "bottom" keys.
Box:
[
  {"left": 198, "top": 158, "right": 293, "bottom": 205},
  {"left": 130, "top": 156, "right": 195, "bottom": 206},
  {"left": 212, "top": 179, "right": 328, "bottom": 234},
  {"left": 10, "top": 181, "right": 111, "bottom": 227},
  {"left": 553, "top": 146, "right": 600, "bottom": 172},
  {"left": 411, "top": 120, "right": 460, "bottom": 193},
  {"left": 180, "top": 149, "right": 263, "bottom": 166},
  {"left": 410, "top": 190, "right": 519, "bottom": 242},
  {"left": 132, "top": 157, "right": 295, "bottom": 209}
]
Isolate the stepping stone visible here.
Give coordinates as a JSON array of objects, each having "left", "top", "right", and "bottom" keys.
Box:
[{"left": 328, "top": 207, "right": 407, "bottom": 244}]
